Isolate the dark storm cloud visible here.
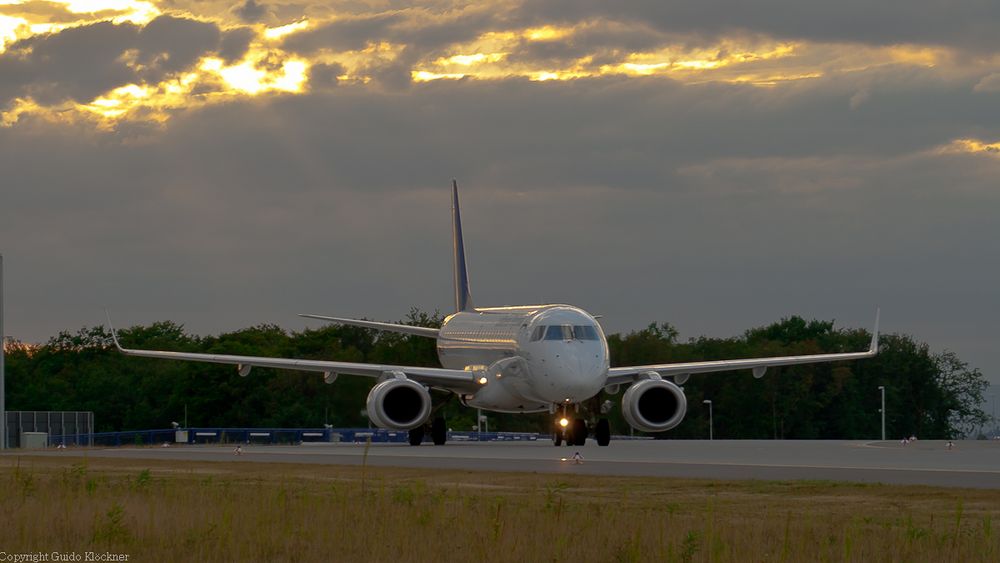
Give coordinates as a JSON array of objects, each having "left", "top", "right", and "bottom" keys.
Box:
[
  {"left": 282, "top": 12, "right": 405, "bottom": 52},
  {"left": 0, "top": 21, "right": 140, "bottom": 106},
  {"left": 518, "top": 0, "right": 1000, "bottom": 52},
  {"left": 219, "top": 27, "right": 255, "bottom": 62},
  {"left": 282, "top": 6, "right": 502, "bottom": 56},
  {"left": 136, "top": 16, "right": 222, "bottom": 74},
  {"left": 307, "top": 62, "right": 346, "bottom": 88},
  {"left": 233, "top": 0, "right": 269, "bottom": 23},
  {"left": 506, "top": 23, "right": 668, "bottom": 67},
  {"left": 279, "top": 0, "right": 1000, "bottom": 69},
  {"left": 0, "top": 16, "right": 237, "bottom": 108},
  {"left": 0, "top": 1, "right": 89, "bottom": 23}
]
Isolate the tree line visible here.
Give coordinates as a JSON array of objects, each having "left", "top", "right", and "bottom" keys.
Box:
[{"left": 2, "top": 310, "right": 989, "bottom": 439}]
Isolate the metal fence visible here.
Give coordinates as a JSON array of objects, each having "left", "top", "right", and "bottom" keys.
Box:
[
  {"left": 5, "top": 411, "right": 94, "bottom": 448},
  {"left": 37, "top": 427, "right": 545, "bottom": 447}
]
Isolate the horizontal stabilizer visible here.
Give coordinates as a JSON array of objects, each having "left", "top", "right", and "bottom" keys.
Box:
[{"left": 299, "top": 314, "right": 440, "bottom": 338}]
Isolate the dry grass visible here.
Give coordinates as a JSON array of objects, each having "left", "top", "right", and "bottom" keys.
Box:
[{"left": 1, "top": 454, "right": 998, "bottom": 562}]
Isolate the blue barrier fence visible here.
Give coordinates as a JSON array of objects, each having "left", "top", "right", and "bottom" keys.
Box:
[{"left": 47, "top": 427, "right": 544, "bottom": 447}]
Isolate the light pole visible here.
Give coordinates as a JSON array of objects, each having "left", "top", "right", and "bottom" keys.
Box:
[
  {"left": 989, "top": 393, "right": 997, "bottom": 438},
  {"left": 703, "top": 399, "right": 713, "bottom": 440},
  {"left": 1, "top": 253, "right": 5, "bottom": 450},
  {"left": 878, "top": 386, "right": 886, "bottom": 441}
]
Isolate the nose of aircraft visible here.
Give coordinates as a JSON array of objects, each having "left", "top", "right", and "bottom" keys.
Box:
[{"left": 536, "top": 344, "right": 607, "bottom": 403}]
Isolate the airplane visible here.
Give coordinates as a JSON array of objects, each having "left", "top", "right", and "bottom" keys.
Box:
[{"left": 108, "top": 181, "right": 879, "bottom": 447}]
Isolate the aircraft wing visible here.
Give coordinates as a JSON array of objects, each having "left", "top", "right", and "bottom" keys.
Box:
[
  {"left": 606, "top": 310, "right": 879, "bottom": 386},
  {"left": 299, "top": 314, "right": 440, "bottom": 338},
  {"left": 107, "top": 318, "right": 481, "bottom": 393}
]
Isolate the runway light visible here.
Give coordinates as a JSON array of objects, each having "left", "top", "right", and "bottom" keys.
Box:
[{"left": 559, "top": 418, "right": 569, "bottom": 427}]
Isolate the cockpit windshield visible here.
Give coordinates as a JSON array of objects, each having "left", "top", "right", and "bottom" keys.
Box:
[
  {"left": 545, "top": 325, "right": 572, "bottom": 340},
  {"left": 530, "top": 324, "right": 600, "bottom": 341},
  {"left": 573, "top": 325, "right": 599, "bottom": 340}
]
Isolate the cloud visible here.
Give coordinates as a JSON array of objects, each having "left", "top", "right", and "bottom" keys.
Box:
[
  {"left": 973, "top": 73, "right": 1000, "bottom": 93},
  {"left": 219, "top": 27, "right": 255, "bottom": 62},
  {"left": 307, "top": 62, "right": 345, "bottom": 89},
  {"left": 233, "top": 0, "right": 269, "bottom": 23},
  {"left": 518, "top": 0, "right": 1000, "bottom": 53},
  {"left": 282, "top": 12, "right": 406, "bottom": 53},
  {"left": 0, "top": 16, "right": 228, "bottom": 109},
  {"left": 849, "top": 88, "right": 869, "bottom": 109},
  {"left": 0, "top": 1, "right": 90, "bottom": 24}
]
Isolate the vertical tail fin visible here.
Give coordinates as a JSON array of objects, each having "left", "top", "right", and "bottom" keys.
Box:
[{"left": 452, "top": 180, "right": 475, "bottom": 312}]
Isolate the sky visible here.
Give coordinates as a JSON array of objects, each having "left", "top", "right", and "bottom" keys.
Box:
[{"left": 0, "top": 0, "right": 997, "bottom": 390}]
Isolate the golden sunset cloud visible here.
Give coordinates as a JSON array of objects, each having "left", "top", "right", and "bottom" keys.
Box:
[{"left": 0, "top": 0, "right": 992, "bottom": 128}]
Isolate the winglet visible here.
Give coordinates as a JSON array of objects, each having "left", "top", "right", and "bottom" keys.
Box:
[
  {"left": 452, "top": 180, "right": 475, "bottom": 312},
  {"left": 104, "top": 309, "right": 126, "bottom": 352},
  {"left": 869, "top": 307, "right": 880, "bottom": 355}
]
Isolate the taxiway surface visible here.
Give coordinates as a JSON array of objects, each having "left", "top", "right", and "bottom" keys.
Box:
[{"left": 12, "top": 439, "right": 1000, "bottom": 488}]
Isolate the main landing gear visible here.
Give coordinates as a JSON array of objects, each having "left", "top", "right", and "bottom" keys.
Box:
[{"left": 408, "top": 416, "right": 448, "bottom": 446}]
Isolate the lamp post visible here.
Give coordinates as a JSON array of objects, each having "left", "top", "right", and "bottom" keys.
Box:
[
  {"left": 703, "top": 399, "right": 713, "bottom": 441},
  {"left": 0, "top": 254, "right": 5, "bottom": 450},
  {"left": 878, "top": 386, "right": 886, "bottom": 441},
  {"left": 989, "top": 393, "right": 997, "bottom": 438}
]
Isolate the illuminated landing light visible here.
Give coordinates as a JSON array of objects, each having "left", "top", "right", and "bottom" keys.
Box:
[
  {"left": 559, "top": 418, "right": 569, "bottom": 428},
  {"left": 478, "top": 376, "right": 488, "bottom": 385}
]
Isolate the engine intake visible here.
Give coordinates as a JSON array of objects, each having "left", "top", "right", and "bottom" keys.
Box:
[
  {"left": 366, "top": 378, "right": 432, "bottom": 430},
  {"left": 621, "top": 378, "right": 688, "bottom": 433}
]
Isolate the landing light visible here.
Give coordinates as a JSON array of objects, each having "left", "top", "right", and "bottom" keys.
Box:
[
  {"left": 478, "top": 376, "right": 488, "bottom": 385},
  {"left": 559, "top": 418, "right": 569, "bottom": 428}
]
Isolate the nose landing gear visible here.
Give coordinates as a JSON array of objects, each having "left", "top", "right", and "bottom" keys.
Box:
[
  {"left": 552, "top": 406, "right": 611, "bottom": 446},
  {"left": 552, "top": 407, "right": 589, "bottom": 446}
]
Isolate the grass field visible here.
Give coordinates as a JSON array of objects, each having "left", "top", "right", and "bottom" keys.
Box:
[{"left": 1, "top": 453, "right": 998, "bottom": 562}]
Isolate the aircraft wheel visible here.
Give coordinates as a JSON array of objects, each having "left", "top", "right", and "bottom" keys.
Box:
[
  {"left": 431, "top": 417, "right": 447, "bottom": 445},
  {"left": 596, "top": 418, "right": 611, "bottom": 446},
  {"left": 572, "top": 418, "right": 588, "bottom": 446},
  {"left": 408, "top": 426, "right": 425, "bottom": 446},
  {"left": 553, "top": 432, "right": 563, "bottom": 446}
]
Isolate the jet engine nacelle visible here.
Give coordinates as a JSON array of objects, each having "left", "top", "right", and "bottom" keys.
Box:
[
  {"left": 621, "top": 377, "right": 688, "bottom": 433},
  {"left": 366, "top": 378, "right": 432, "bottom": 430}
]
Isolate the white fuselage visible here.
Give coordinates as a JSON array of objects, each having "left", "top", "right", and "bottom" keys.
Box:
[{"left": 436, "top": 305, "right": 610, "bottom": 413}]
